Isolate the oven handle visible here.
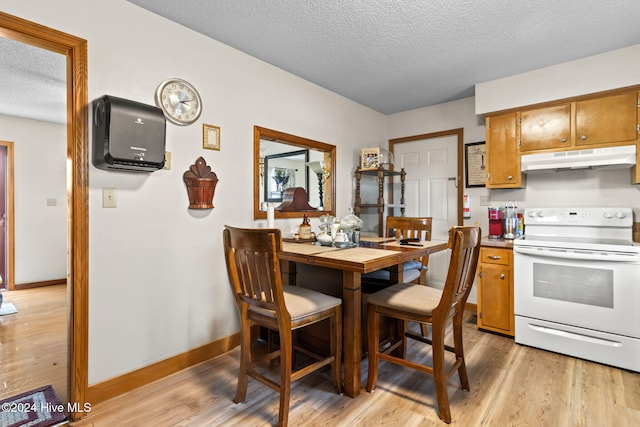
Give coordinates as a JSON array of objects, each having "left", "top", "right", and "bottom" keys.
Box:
[
  {"left": 527, "top": 324, "right": 622, "bottom": 348},
  {"left": 514, "top": 246, "right": 640, "bottom": 262}
]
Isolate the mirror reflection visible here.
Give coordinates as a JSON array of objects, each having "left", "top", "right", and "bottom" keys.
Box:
[
  {"left": 254, "top": 126, "right": 336, "bottom": 219},
  {"left": 263, "top": 148, "right": 309, "bottom": 203}
]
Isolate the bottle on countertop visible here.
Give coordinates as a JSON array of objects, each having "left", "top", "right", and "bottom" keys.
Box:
[
  {"left": 299, "top": 214, "right": 312, "bottom": 239},
  {"left": 517, "top": 212, "right": 524, "bottom": 237}
]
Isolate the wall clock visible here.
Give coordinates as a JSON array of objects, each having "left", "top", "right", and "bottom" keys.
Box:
[{"left": 154, "top": 78, "right": 202, "bottom": 126}]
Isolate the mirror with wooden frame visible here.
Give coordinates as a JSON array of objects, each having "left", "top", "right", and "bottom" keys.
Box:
[{"left": 254, "top": 126, "right": 336, "bottom": 219}]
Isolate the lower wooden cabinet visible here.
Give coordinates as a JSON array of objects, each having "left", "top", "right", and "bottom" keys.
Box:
[{"left": 477, "top": 246, "right": 514, "bottom": 336}]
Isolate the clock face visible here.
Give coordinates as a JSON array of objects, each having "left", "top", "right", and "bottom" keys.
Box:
[{"left": 154, "top": 78, "right": 202, "bottom": 125}]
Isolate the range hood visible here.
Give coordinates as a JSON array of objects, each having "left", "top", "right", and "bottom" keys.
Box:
[{"left": 521, "top": 145, "right": 636, "bottom": 173}]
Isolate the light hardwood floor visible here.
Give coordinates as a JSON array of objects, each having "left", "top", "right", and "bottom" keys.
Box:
[
  {"left": 70, "top": 313, "right": 640, "bottom": 426},
  {"left": 0, "top": 284, "right": 68, "bottom": 403}
]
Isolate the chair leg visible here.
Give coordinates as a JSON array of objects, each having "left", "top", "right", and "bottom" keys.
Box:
[
  {"left": 366, "top": 305, "right": 380, "bottom": 392},
  {"left": 277, "top": 327, "right": 293, "bottom": 427},
  {"left": 233, "top": 317, "right": 251, "bottom": 404},
  {"left": 330, "top": 308, "right": 343, "bottom": 394},
  {"left": 431, "top": 324, "right": 452, "bottom": 424},
  {"left": 453, "top": 312, "right": 470, "bottom": 391},
  {"left": 420, "top": 322, "right": 429, "bottom": 337}
]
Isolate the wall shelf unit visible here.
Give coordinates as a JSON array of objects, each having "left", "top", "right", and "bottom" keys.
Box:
[{"left": 354, "top": 167, "right": 406, "bottom": 236}]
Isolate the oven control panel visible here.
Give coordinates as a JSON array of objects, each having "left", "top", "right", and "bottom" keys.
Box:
[{"left": 524, "top": 207, "right": 633, "bottom": 227}]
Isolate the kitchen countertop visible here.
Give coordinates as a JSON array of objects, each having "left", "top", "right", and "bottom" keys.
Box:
[{"left": 481, "top": 236, "right": 514, "bottom": 249}]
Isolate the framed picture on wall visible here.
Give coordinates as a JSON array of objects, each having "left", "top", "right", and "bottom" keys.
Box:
[
  {"left": 203, "top": 124, "right": 220, "bottom": 150},
  {"left": 465, "top": 141, "right": 486, "bottom": 188}
]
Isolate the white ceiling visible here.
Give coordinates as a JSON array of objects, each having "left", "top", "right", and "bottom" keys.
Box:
[{"left": 2, "top": 1, "right": 640, "bottom": 124}]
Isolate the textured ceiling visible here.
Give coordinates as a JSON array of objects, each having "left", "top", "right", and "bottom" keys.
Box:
[
  {"left": 128, "top": 0, "right": 640, "bottom": 114},
  {"left": 0, "top": 37, "right": 66, "bottom": 124},
  {"left": 2, "top": 1, "right": 640, "bottom": 125}
]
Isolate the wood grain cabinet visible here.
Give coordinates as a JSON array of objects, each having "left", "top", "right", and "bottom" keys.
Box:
[
  {"left": 519, "top": 91, "right": 639, "bottom": 152},
  {"left": 519, "top": 103, "right": 572, "bottom": 152},
  {"left": 485, "top": 87, "right": 640, "bottom": 187},
  {"left": 477, "top": 246, "right": 514, "bottom": 336},
  {"left": 575, "top": 91, "right": 639, "bottom": 147},
  {"left": 485, "top": 112, "right": 523, "bottom": 188}
]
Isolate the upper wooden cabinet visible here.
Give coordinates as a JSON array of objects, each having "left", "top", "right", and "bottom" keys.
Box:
[
  {"left": 485, "top": 87, "right": 640, "bottom": 187},
  {"left": 519, "top": 103, "right": 571, "bottom": 152},
  {"left": 485, "top": 112, "right": 523, "bottom": 188},
  {"left": 575, "top": 91, "right": 639, "bottom": 147}
]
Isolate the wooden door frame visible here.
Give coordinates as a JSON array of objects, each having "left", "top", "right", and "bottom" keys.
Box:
[
  {"left": 389, "top": 128, "right": 464, "bottom": 226},
  {"left": 0, "top": 12, "right": 89, "bottom": 419},
  {"left": 0, "top": 141, "right": 14, "bottom": 290}
]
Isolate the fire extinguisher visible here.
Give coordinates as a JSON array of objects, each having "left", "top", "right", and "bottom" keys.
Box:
[{"left": 463, "top": 194, "right": 471, "bottom": 219}]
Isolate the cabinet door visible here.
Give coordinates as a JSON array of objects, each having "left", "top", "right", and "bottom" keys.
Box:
[
  {"left": 575, "top": 91, "right": 639, "bottom": 146},
  {"left": 486, "top": 112, "right": 522, "bottom": 188},
  {"left": 478, "top": 263, "right": 512, "bottom": 333},
  {"left": 519, "top": 104, "right": 571, "bottom": 152}
]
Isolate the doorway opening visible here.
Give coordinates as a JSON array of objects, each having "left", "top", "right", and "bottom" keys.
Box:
[{"left": 0, "top": 11, "right": 88, "bottom": 420}]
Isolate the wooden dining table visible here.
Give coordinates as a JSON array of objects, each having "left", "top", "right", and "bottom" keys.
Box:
[{"left": 278, "top": 238, "right": 448, "bottom": 398}]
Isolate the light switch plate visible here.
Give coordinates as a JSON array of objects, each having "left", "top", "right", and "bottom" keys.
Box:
[{"left": 102, "top": 188, "right": 117, "bottom": 208}]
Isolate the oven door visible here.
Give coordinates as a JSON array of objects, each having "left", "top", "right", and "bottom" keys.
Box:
[{"left": 514, "top": 245, "right": 640, "bottom": 338}]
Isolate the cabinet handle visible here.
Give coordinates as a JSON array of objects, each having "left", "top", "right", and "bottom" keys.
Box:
[
  {"left": 561, "top": 137, "right": 567, "bottom": 142},
  {"left": 500, "top": 273, "right": 505, "bottom": 279},
  {"left": 580, "top": 135, "right": 587, "bottom": 140},
  {"left": 507, "top": 175, "right": 513, "bottom": 180},
  {"left": 488, "top": 255, "right": 502, "bottom": 260}
]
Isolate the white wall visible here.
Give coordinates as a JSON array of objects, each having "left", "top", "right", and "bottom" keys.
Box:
[
  {"left": 4, "top": 0, "right": 639, "bottom": 388},
  {"left": 2, "top": 0, "right": 386, "bottom": 385},
  {"left": 475, "top": 44, "right": 640, "bottom": 114},
  {"left": 0, "top": 114, "right": 67, "bottom": 284},
  {"left": 474, "top": 40, "right": 640, "bottom": 219}
]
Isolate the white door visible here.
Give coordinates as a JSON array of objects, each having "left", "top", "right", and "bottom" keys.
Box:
[{"left": 393, "top": 134, "right": 460, "bottom": 289}]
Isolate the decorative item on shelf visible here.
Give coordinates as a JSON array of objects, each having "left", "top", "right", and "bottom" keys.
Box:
[
  {"left": 183, "top": 157, "right": 218, "bottom": 209},
  {"left": 360, "top": 147, "right": 380, "bottom": 170},
  {"left": 203, "top": 124, "right": 220, "bottom": 150},
  {"left": 361, "top": 145, "right": 393, "bottom": 170},
  {"left": 306, "top": 160, "right": 329, "bottom": 210},
  {"left": 378, "top": 145, "right": 394, "bottom": 169},
  {"left": 275, "top": 187, "right": 317, "bottom": 212}
]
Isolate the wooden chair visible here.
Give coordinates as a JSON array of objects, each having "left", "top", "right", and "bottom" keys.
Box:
[
  {"left": 362, "top": 216, "right": 433, "bottom": 288},
  {"left": 365, "top": 225, "right": 481, "bottom": 424},
  {"left": 223, "top": 226, "right": 342, "bottom": 427}
]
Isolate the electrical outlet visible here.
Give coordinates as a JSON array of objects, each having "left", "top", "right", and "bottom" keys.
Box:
[
  {"left": 102, "top": 188, "right": 117, "bottom": 208},
  {"left": 480, "top": 195, "right": 491, "bottom": 206}
]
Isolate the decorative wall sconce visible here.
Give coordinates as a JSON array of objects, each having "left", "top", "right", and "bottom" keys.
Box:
[
  {"left": 306, "top": 160, "right": 329, "bottom": 210},
  {"left": 183, "top": 157, "right": 218, "bottom": 209}
]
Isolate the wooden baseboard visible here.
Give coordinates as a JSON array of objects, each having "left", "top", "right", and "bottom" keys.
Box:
[
  {"left": 14, "top": 278, "right": 66, "bottom": 290},
  {"left": 465, "top": 302, "right": 477, "bottom": 313},
  {"left": 86, "top": 332, "right": 240, "bottom": 405}
]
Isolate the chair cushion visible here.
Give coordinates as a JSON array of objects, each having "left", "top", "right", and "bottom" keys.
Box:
[
  {"left": 250, "top": 285, "right": 341, "bottom": 321},
  {"left": 367, "top": 283, "right": 443, "bottom": 317}
]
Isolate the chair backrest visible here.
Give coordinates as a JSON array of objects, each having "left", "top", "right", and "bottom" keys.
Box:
[
  {"left": 434, "top": 225, "right": 481, "bottom": 319},
  {"left": 385, "top": 216, "right": 432, "bottom": 241},
  {"left": 223, "top": 226, "right": 290, "bottom": 322}
]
